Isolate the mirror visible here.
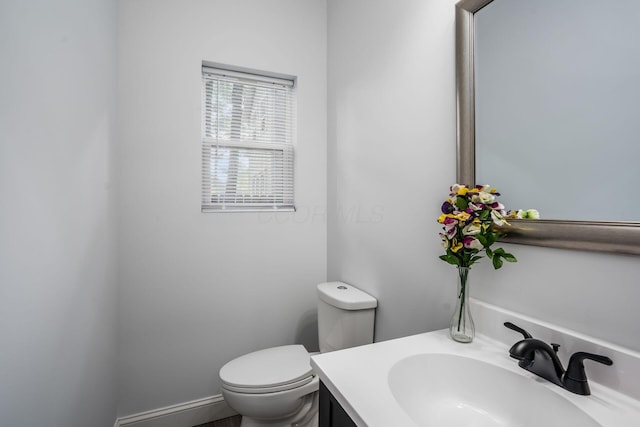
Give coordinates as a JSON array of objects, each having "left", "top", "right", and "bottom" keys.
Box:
[{"left": 455, "top": 0, "right": 640, "bottom": 255}]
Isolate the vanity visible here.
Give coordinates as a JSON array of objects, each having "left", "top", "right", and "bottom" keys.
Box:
[
  {"left": 318, "top": 382, "right": 356, "bottom": 427},
  {"left": 311, "top": 300, "right": 640, "bottom": 426}
]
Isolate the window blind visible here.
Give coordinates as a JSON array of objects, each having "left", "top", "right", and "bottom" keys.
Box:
[{"left": 201, "top": 66, "right": 296, "bottom": 212}]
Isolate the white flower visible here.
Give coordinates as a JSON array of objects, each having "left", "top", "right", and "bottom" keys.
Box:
[
  {"left": 463, "top": 236, "right": 484, "bottom": 250},
  {"left": 515, "top": 209, "right": 540, "bottom": 219},
  {"left": 439, "top": 233, "right": 450, "bottom": 249},
  {"left": 462, "top": 223, "right": 481, "bottom": 236},
  {"left": 472, "top": 191, "right": 495, "bottom": 204},
  {"left": 491, "top": 210, "right": 507, "bottom": 226},
  {"left": 478, "top": 191, "right": 495, "bottom": 204}
]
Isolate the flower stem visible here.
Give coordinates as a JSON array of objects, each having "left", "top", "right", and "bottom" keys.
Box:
[{"left": 457, "top": 267, "right": 468, "bottom": 332}]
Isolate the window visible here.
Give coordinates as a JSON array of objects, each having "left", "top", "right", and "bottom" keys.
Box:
[{"left": 201, "top": 65, "right": 296, "bottom": 212}]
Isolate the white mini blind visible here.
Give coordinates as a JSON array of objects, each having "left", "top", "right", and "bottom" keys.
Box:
[{"left": 201, "top": 66, "right": 296, "bottom": 212}]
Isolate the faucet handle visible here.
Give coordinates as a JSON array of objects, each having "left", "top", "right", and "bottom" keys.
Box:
[
  {"left": 563, "top": 352, "right": 613, "bottom": 395},
  {"left": 504, "top": 321, "right": 533, "bottom": 339}
]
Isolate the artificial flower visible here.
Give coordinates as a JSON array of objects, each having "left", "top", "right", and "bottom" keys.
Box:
[
  {"left": 463, "top": 236, "right": 484, "bottom": 250},
  {"left": 441, "top": 201, "right": 455, "bottom": 214},
  {"left": 516, "top": 209, "right": 540, "bottom": 219},
  {"left": 473, "top": 191, "right": 496, "bottom": 205},
  {"left": 490, "top": 210, "right": 508, "bottom": 227},
  {"left": 438, "top": 184, "right": 522, "bottom": 270},
  {"left": 462, "top": 223, "right": 481, "bottom": 236}
]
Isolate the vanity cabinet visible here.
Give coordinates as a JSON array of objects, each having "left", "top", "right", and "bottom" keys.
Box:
[{"left": 319, "top": 381, "right": 357, "bottom": 427}]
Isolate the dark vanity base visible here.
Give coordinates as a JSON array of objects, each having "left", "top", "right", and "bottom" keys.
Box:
[{"left": 319, "top": 381, "right": 357, "bottom": 427}]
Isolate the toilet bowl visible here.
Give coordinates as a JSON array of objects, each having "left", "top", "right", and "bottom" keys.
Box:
[
  {"left": 219, "top": 282, "right": 377, "bottom": 427},
  {"left": 220, "top": 345, "right": 319, "bottom": 427}
]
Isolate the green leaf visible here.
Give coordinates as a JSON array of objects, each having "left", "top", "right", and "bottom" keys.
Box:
[
  {"left": 479, "top": 210, "right": 490, "bottom": 220},
  {"left": 455, "top": 197, "right": 468, "bottom": 210},
  {"left": 485, "top": 247, "right": 493, "bottom": 259},
  {"left": 470, "top": 255, "right": 483, "bottom": 263},
  {"left": 502, "top": 253, "right": 517, "bottom": 263},
  {"left": 439, "top": 254, "right": 461, "bottom": 266},
  {"left": 492, "top": 247, "right": 517, "bottom": 263},
  {"left": 476, "top": 234, "right": 487, "bottom": 246},
  {"left": 492, "top": 255, "right": 504, "bottom": 269},
  {"left": 493, "top": 247, "right": 506, "bottom": 255}
]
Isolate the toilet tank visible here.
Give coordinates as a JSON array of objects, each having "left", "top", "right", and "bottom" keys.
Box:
[{"left": 317, "top": 282, "right": 377, "bottom": 353}]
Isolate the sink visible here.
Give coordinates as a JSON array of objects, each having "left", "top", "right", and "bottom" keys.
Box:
[
  {"left": 312, "top": 304, "right": 640, "bottom": 426},
  {"left": 388, "top": 353, "right": 600, "bottom": 427}
]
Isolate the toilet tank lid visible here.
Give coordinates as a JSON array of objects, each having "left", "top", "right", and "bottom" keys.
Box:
[{"left": 317, "top": 282, "right": 377, "bottom": 310}]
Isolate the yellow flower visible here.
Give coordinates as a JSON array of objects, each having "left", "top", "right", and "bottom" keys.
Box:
[
  {"left": 457, "top": 187, "right": 469, "bottom": 196},
  {"left": 451, "top": 241, "right": 463, "bottom": 253},
  {"left": 455, "top": 211, "right": 471, "bottom": 222},
  {"left": 438, "top": 213, "right": 457, "bottom": 223}
]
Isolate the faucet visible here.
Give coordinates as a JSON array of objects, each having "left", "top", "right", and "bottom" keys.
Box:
[{"left": 504, "top": 322, "right": 613, "bottom": 395}]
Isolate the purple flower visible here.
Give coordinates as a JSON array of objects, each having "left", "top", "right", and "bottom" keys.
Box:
[{"left": 441, "top": 201, "right": 454, "bottom": 214}]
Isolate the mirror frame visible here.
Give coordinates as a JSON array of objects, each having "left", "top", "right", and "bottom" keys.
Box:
[{"left": 455, "top": 0, "right": 640, "bottom": 256}]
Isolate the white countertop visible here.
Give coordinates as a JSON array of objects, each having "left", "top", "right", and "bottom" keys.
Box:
[{"left": 311, "top": 328, "right": 640, "bottom": 427}]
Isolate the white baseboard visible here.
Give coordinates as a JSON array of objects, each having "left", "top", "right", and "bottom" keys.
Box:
[{"left": 115, "top": 394, "right": 237, "bottom": 427}]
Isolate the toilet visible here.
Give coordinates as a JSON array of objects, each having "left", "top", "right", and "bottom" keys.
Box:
[{"left": 219, "top": 282, "right": 377, "bottom": 427}]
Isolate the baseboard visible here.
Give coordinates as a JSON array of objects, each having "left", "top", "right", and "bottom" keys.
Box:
[{"left": 114, "top": 394, "right": 237, "bottom": 427}]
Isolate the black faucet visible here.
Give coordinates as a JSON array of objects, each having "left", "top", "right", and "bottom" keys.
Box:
[{"left": 504, "top": 322, "right": 613, "bottom": 395}]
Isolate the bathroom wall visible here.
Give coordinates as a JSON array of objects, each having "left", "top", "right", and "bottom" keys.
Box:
[
  {"left": 327, "top": 0, "right": 459, "bottom": 341},
  {"left": 117, "top": 0, "right": 327, "bottom": 416},
  {"left": 0, "top": 0, "right": 119, "bottom": 426},
  {"left": 327, "top": 0, "right": 640, "bottom": 353}
]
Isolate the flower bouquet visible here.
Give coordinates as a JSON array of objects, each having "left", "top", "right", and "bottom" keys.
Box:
[
  {"left": 438, "top": 184, "right": 518, "bottom": 270},
  {"left": 437, "top": 184, "right": 521, "bottom": 342}
]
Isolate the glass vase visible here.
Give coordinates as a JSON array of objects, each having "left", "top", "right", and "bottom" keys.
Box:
[{"left": 449, "top": 266, "right": 475, "bottom": 343}]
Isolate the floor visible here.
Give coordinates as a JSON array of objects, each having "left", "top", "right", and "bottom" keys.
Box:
[{"left": 193, "top": 415, "right": 241, "bottom": 427}]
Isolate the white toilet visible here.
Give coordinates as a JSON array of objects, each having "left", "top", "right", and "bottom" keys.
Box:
[{"left": 219, "top": 282, "right": 377, "bottom": 427}]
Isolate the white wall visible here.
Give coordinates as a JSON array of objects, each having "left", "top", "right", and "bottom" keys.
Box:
[
  {"left": 117, "top": 0, "right": 327, "bottom": 416},
  {"left": 471, "top": 245, "right": 640, "bottom": 352},
  {"left": 327, "top": 0, "right": 640, "bottom": 353},
  {"left": 0, "top": 0, "right": 118, "bottom": 426},
  {"left": 328, "top": 0, "right": 459, "bottom": 341}
]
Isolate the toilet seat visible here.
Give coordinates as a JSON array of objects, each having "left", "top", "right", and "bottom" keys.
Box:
[
  {"left": 220, "top": 345, "right": 314, "bottom": 394},
  {"left": 222, "top": 374, "right": 315, "bottom": 394}
]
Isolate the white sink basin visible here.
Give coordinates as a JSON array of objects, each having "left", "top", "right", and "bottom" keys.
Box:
[
  {"left": 388, "top": 353, "right": 600, "bottom": 427},
  {"left": 312, "top": 303, "right": 640, "bottom": 426}
]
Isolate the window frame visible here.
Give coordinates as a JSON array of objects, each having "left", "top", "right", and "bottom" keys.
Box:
[{"left": 201, "top": 63, "right": 296, "bottom": 213}]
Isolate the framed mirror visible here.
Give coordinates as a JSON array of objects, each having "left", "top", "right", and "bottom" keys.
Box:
[{"left": 455, "top": 0, "right": 640, "bottom": 255}]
